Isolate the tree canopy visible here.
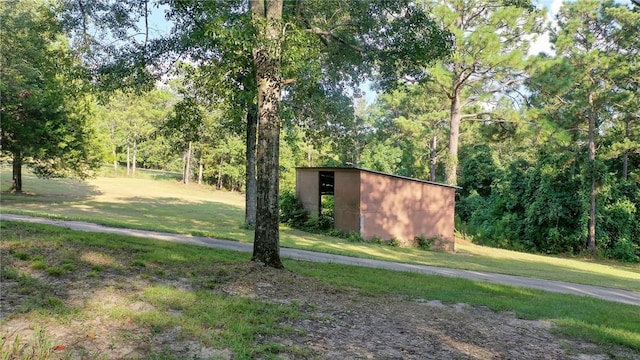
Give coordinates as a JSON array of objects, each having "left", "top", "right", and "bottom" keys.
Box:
[{"left": 0, "top": 0, "right": 103, "bottom": 193}]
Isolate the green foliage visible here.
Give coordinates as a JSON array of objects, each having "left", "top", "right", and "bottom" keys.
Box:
[
  {"left": 1, "top": 0, "right": 103, "bottom": 188},
  {"left": 279, "top": 191, "right": 308, "bottom": 228},
  {"left": 415, "top": 234, "right": 437, "bottom": 251},
  {"left": 607, "top": 239, "right": 640, "bottom": 263}
]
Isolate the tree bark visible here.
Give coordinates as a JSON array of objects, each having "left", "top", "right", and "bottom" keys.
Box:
[
  {"left": 110, "top": 122, "right": 118, "bottom": 176},
  {"left": 132, "top": 137, "right": 137, "bottom": 177},
  {"left": 245, "top": 103, "right": 258, "bottom": 227},
  {"left": 217, "top": 158, "right": 224, "bottom": 190},
  {"left": 251, "top": 0, "right": 284, "bottom": 268},
  {"left": 446, "top": 90, "right": 462, "bottom": 185},
  {"left": 113, "top": 147, "right": 118, "bottom": 176},
  {"left": 126, "top": 139, "right": 131, "bottom": 176},
  {"left": 198, "top": 159, "right": 204, "bottom": 185},
  {"left": 183, "top": 141, "right": 192, "bottom": 184},
  {"left": 11, "top": 152, "right": 23, "bottom": 193},
  {"left": 586, "top": 96, "right": 597, "bottom": 251},
  {"left": 623, "top": 115, "right": 630, "bottom": 180}
]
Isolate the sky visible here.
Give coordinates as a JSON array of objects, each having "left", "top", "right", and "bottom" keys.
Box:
[
  {"left": 528, "top": 0, "right": 564, "bottom": 55},
  {"left": 530, "top": 0, "right": 634, "bottom": 55}
]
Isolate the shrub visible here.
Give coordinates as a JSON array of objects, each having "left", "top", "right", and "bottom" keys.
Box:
[
  {"left": 386, "top": 238, "right": 401, "bottom": 247},
  {"left": 607, "top": 239, "right": 640, "bottom": 263},
  {"left": 347, "top": 232, "right": 364, "bottom": 243},
  {"left": 279, "top": 191, "right": 308, "bottom": 228},
  {"left": 415, "top": 233, "right": 438, "bottom": 250}
]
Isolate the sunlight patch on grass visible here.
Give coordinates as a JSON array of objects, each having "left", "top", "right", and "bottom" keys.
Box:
[
  {"left": 556, "top": 318, "right": 640, "bottom": 352},
  {"left": 80, "top": 251, "right": 118, "bottom": 267}
]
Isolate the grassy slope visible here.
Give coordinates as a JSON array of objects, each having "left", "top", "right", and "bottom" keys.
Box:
[{"left": 1, "top": 169, "right": 639, "bottom": 292}]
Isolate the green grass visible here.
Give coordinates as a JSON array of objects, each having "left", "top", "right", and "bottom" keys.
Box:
[
  {"left": 1, "top": 170, "right": 639, "bottom": 292},
  {"left": 1, "top": 221, "right": 639, "bottom": 356},
  {"left": 1, "top": 221, "right": 304, "bottom": 359}
]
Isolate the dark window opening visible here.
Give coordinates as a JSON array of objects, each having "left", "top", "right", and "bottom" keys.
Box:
[{"left": 319, "top": 171, "right": 335, "bottom": 195}]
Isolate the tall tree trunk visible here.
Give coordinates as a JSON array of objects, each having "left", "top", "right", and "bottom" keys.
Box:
[
  {"left": 113, "top": 147, "right": 118, "bottom": 176},
  {"left": 198, "top": 159, "right": 204, "bottom": 185},
  {"left": 217, "top": 158, "right": 224, "bottom": 190},
  {"left": 110, "top": 121, "right": 117, "bottom": 176},
  {"left": 446, "top": 90, "right": 462, "bottom": 185},
  {"left": 586, "top": 97, "right": 597, "bottom": 251},
  {"left": 245, "top": 103, "right": 258, "bottom": 227},
  {"left": 183, "top": 141, "right": 192, "bottom": 184},
  {"left": 623, "top": 115, "right": 630, "bottom": 180},
  {"left": 251, "top": 0, "right": 284, "bottom": 268},
  {"left": 11, "top": 152, "right": 23, "bottom": 193},
  {"left": 132, "top": 137, "right": 137, "bottom": 177},
  {"left": 182, "top": 153, "right": 188, "bottom": 184},
  {"left": 126, "top": 139, "right": 131, "bottom": 176},
  {"left": 430, "top": 134, "right": 437, "bottom": 182}
]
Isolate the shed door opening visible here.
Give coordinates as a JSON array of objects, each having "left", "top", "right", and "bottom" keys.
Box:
[{"left": 318, "top": 171, "right": 335, "bottom": 228}]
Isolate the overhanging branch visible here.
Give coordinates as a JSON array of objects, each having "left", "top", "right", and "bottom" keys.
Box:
[{"left": 306, "top": 27, "right": 364, "bottom": 53}]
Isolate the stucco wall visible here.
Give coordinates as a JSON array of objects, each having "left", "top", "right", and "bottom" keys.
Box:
[
  {"left": 334, "top": 170, "right": 360, "bottom": 233},
  {"left": 296, "top": 169, "right": 320, "bottom": 215},
  {"left": 359, "top": 171, "right": 455, "bottom": 250}
]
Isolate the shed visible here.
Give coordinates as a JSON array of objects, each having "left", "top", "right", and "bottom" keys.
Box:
[{"left": 295, "top": 167, "right": 458, "bottom": 251}]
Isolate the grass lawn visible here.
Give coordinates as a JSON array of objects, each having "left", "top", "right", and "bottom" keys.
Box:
[
  {"left": 1, "top": 168, "right": 639, "bottom": 293},
  {"left": 1, "top": 221, "right": 639, "bottom": 358}
]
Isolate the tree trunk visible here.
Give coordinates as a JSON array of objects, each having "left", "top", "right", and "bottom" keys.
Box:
[
  {"left": 446, "top": 91, "right": 462, "bottom": 185},
  {"left": 586, "top": 97, "right": 597, "bottom": 251},
  {"left": 182, "top": 153, "right": 187, "bottom": 184},
  {"left": 11, "top": 152, "right": 23, "bottom": 193},
  {"left": 251, "top": 0, "right": 284, "bottom": 268},
  {"left": 623, "top": 115, "right": 630, "bottom": 180},
  {"left": 113, "top": 147, "right": 118, "bottom": 176},
  {"left": 132, "top": 137, "right": 137, "bottom": 177},
  {"left": 430, "top": 134, "right": 437, "bottom": 182},
  {"left": 110, "top": 121, "right": 117, "bottom": 176},
  {"left": 126, "top": 139, "right": 131, "bottom": 176},
  {"left": 245, "top": 103, "right": 258, "bottom": 227},
  {"left": 186, "top": 141, "right": 192, "bottom": 184},
  {"left": 198, "top": 159, "right": 204, "bottom": 185},
  {"left": 183, "top": 142, "right": 192, "bottom": 184},
  {"left": 217, "top": 158, "right": 224, "bottom": 190}
]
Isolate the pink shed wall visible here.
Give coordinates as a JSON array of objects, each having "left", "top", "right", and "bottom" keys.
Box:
[
  {"left": 295, "top": 168, "right": 456, "bottom": 251},
  {"left": 359, "top": 171, "right": 455, "bottom": 249},
  {"left": 296, "top": 169, "right": 320, "bottom": 215},
  {"left": 334, "top": 170, "right": 361, "bottom": 233}
]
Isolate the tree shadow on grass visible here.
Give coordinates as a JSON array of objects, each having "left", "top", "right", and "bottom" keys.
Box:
[
  {"left": 73, "top": 196, "right": 249, "bottom": 238},
  {"left": 0, "top": 177, "right": 102, "bottom": 203}
]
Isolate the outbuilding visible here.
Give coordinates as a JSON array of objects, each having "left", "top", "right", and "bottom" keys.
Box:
[{"left": 295, "top": 167, "right": 458, "bottom": 251}]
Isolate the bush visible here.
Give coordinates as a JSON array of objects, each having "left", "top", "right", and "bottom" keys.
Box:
[
  {"left": 386, "top": 237, "right": 401, "bottom": 247},
  {"left": 607, "top": 239, "right": 640, "bottom": 263},
  {"left": 347, "top": 232, "right": 364, "bottom": 243},
  {"left": 279, "top": 191, "right": 308, "bottom": 228},
  {"left": 415, "top": 233, "right": 436, "bottom": 250}
]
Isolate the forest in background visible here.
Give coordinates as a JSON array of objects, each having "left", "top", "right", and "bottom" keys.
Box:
[{"left": 1, "top": 0, "right": 638, "bottom": 262}]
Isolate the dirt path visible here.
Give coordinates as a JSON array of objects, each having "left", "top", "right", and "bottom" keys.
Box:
[{"left": 2, "top": 214, "right": 639, "bottom": 306}]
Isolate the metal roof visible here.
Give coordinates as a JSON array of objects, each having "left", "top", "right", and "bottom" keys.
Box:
[{"left": 295, "top": 166, "right": 462, "bottom": 190}]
